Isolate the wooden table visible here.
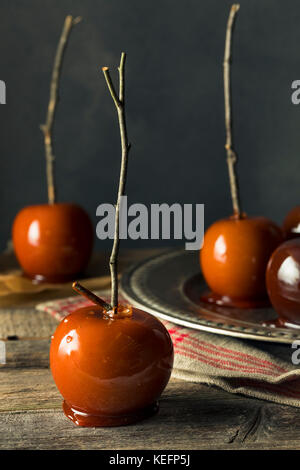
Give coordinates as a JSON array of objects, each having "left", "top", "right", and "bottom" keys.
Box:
[{"left": 1, "top": 249, "right": 300, "bottom": 450}]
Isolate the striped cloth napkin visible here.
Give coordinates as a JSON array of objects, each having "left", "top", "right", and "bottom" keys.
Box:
[{"left": 37, "top": 290, "right": 300, "bottom": 408}]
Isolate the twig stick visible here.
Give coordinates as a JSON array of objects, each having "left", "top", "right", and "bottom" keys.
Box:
[
  {"left": 40, "top": 15, "right": 81, "bottom": 204},
  {"left": 102, "top": 53, "right": 131, "bottom": 312},
  {"left": 223, "top": 4, "right": 241, "bottom": 217},
  {"left": 72, "top": 281, "right": 112, "bottom": 312}
]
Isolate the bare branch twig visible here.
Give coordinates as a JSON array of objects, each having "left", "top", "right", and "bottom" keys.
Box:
[
  {"left": 72, "top": 281, "right": 112, "bottom": 313},
  {"left": 40, "top": 15, "right": 82, "bottom": 204},
  {"left": 102, "top": 53, "right": 131, "bottom": 312},
  {"left": 223, "top": 4, "right": 241, "bottom": 217}
]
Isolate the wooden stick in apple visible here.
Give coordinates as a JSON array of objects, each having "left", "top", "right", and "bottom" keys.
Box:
[
  {"left": 223, "top": 4, "right": 241, "bottom": 218},
  {"left": 13, "top": 16, "right": 94, "bottom": 283},
  {"left": 72, "top": 281, "right": 112, "bottom": 313},
  {"left": 70, "top": 53, "right": 130, "bottom": 312},
  {"left": 199, "top": 4, "right": 283, "bottom": 308},
  {"left": 40, "top": 15, "right": 82, "bottom": 205},
  {"left": 102, "top": 53, "right": 131, "bottom": 313},
  {"left": 50, "top": 51, "right": 173, "bottom": 428}
]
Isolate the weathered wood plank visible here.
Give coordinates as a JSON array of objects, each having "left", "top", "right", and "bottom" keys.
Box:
[
  {"left": 0, "top": 368, "right": 59, "bottom": 412},
  {"left": 0, "top": 339, "right": 50, "bottom": 368},
  {"left": 0, "top": 367, "right": 300, "bottom": 449},
  {"left": 0, "top": 309, "right": 57, "bottom": 339}
]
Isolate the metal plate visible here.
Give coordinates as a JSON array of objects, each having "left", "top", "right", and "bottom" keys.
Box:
[{"left": 120, "top": 248, "right": 300, "bottom": 344}]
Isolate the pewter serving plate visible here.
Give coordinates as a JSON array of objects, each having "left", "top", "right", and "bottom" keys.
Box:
[{"left": 120, "top": 249, "right": 300, "bottom": 344}]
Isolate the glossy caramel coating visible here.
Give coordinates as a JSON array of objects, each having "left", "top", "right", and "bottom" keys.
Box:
[
  {"left": 266, "top": 239, "right": 300, "bottom": 327},
  {"left": 50, "top": 305, "right": 174, "bottom": 426},
  {"left": 12, "top": 203, "right": 93, "bottom": 283},
  {"left": 283, "top": 206, "right": 300, "bottom": 240},
  {"left": 200, "top": 215, "right": 283, "bottom": 305}
]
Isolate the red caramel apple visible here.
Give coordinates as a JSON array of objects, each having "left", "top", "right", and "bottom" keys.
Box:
[
  {"left": 11, "top": 17, "right": 91, "bottom": 283},
  {"left": 50, "top": 53, "right": 173, "bottom": 427},
  {"left": 199, "top": 6, "right": 283, "bottom": 307},
  {"left": 50, "top": 301, "right": 174, "bottom": 426},
  {"left": 266, "top": 239, "right": 300, "bottom": 327},
  {"left": 283, "top": 206, "right": 300, "bottom": 240},
  {"left": 200, "top": 215, "right": 283, "bottom": 307},
  {"left": 12, "top": 203, "right": 93, "bottom": 283}
]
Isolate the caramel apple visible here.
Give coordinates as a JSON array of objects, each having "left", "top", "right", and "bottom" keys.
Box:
[
  {"left": 51, "top": 53, "right": 173, "bottom": 426},
  {"left": 13, "top": 203, "right": 93, "bottom": 283},
  {"left": 12, "top": 16, "right": 93, "bottom": 283},
  {"left": 283, "top": 206, "right": 300, "bottom": 240},
  {"left": 266, "top": 239, "right": 300, "bottom": 327},
  {"left": 200, "top": 215, "right": 283, "bottom": 307},
  {"left": 200, "top": 5, "right": 283, "bottom": 307},
  {"left": 50, "top": 299, "right": 173, "bottom": 426}
]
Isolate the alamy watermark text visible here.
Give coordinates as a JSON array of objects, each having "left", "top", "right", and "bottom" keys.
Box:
[{"left": 96, "top": 197, "right": 204, "bottom": 250}]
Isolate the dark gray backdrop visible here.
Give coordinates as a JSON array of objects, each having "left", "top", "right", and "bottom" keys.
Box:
[{"left": 0, "top": 0, "right": 299, "bottom": 251}]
